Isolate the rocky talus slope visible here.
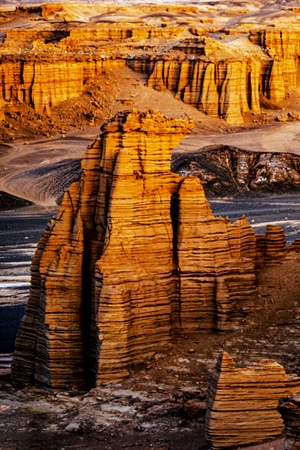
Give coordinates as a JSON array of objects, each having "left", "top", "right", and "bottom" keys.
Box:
[{"left": 12, "top": 110, "right": 260, "bottom": 390}]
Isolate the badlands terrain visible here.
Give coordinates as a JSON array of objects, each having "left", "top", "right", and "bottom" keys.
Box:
[{"left": 1, "top": 0, "right": 300, "bottom": 449}]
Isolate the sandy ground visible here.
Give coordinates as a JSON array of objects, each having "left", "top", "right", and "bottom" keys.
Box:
[{"left": 180, "top": 120, "right": 300, "bottom": 155}]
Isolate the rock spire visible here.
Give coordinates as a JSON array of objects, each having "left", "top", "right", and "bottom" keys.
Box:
[{"left": 12, "top": 110, "right": 257, "bottom": 389}]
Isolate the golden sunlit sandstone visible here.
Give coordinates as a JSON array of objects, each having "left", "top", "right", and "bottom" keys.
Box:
[
  {"left": 12, "top": 110, "right": 258, "bottom": 389},
  {"left": 177, "top": 180, "right": 256, "bottom": 332},
  {"left": 205, "top": 352, "right": 300, "bottom": 449},
  {"left": 145, "top": 57, "right": 261, "bottom": 125},
  {"left": 0, "top": 3, "right": 299, "bottom": 127},
  {"left": 256, "top": 224, "right": 288, "bottom": 264}
]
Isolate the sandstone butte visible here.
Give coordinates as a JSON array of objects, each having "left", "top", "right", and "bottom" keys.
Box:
[
  {"left": 0, "top": 3, "right": 300, "bottom": 125},
  {"left": 205, "top": 352, "right": 300, "bottom": 449},
  {"left": 11, "top": 109, "right": 262, "bottom": 390}
]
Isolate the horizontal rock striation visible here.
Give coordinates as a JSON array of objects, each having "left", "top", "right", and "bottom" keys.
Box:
[
  {"left": 206, "top": 352, "right": 300, "bottom": 449},
  {"left": 177, "top": 178, "right": 256, "bottom": 332},
  {"left": 12, "top": 110, "right": 258, "bottom": 389},
  {"left": 256, "top": 224, "right": 287, "bottom": 264},
  {"left": 278, "top": 393, "right": 300, "bottom": 449}
]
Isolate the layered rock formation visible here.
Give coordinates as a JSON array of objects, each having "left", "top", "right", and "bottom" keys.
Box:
[
  {"left": 177, "top": 181, "right": 256, "bottom": 332},
  {"left": 172, "top": 146, "right": 300, "bottom": 197},
  {"left": 206, "top": 352, "right": 300, "bottom": 449},
  {"left": 129, "top": 56, "right": 261, "bottom": 125},
  {"left": 12, "top": 110, "right": 258, "bottom": 389},
  {"left": 0, "top": 59, "right": 124, "bottom": 115},
  {"left": 0, "top": 5, "right": 299, "bottom": 126},
  {"left": 137, "top": 29, "right": 300, "bottom": 124},
  {"left": 278, "top": 393, "right": 300, "bottom": 449},
  {"left": 256, "top": 224, "right": 287, "bottom": 264},
  {"left": 250, "top": 29, "right": 300, "bottom": 102}
]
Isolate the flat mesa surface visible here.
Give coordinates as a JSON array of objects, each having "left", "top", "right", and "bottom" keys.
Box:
[{"left": 0, "top": 1, "right": 300, "bottom": 449}]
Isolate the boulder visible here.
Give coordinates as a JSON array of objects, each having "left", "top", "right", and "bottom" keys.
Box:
[{"left": 205, "top": 352, "right": 300, "bottom": 449}]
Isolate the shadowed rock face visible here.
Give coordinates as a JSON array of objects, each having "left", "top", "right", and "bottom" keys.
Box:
[
  {"left": 11, "top": 110, "right": 258, "bottom": 390},
  {"left": 278, "top": 393, "right": 300, "bottom": 449},
  {"left": 172, "top": 146, "right": 300, "bottom": 197},
  {"left": 205, "top": 352, "right": 300, "bottom": 449}
]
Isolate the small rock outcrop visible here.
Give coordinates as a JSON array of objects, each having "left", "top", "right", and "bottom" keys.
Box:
[
  {"left": 12, "top": 110, "right": 258, "bottom": 390},
  {"left": 205, "top": 352, "right": 300, "bottom": 449},
  {"left": 256, "top": 224, "right": 287, "bottom": 264},
  {"left": 278, "top": 393, "right": 300, "bottom": 449},
  {"left": 172, "top": 146, "right": 300, "bottom": 197}
]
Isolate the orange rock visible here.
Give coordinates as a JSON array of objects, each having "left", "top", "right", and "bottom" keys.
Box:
[
  {"left": 177, "top": 178, "right": 256, "bottom": 331},
  {"left": 206, "top": 352, "right": 300, "bottom": 449},
  {"left": 1, "top": 22, "right": 299, "bottom": 125},
  {"left": 256, "top": 224, "right": 287, "bottom": 264},
  {"left": 10, "top": 111, "right": 264, "bottom": 389}
]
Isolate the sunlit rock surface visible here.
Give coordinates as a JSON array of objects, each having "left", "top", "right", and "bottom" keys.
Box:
[
  {"left": 0, "top": 4, "right": 299, "bottom": 125},
  {"left": 12, "top": 110, "right": 258, "bottom": 389},
  {"left": 206, "top": 352, "right": 300, "bottom": 449}
]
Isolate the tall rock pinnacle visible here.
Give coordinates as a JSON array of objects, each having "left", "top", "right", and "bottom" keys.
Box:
[{"left": 12, "top": 110, "right": 257, "bottom": 390}]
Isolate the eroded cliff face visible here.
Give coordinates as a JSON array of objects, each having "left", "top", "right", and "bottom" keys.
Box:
[
  {"left": 0, "top": 58, "right": 124, "bottom": 114},
  {"left": 205, "top": 352, "right": 300, "bottom": 449},
  {"left": 129, "top": 28, "right": 300, "bottom": 125},
  {"left": 129, "top": 56, "right": 262, "bottom": 125},
  {"left": 11, "top": 110, "right": 258, "bottom": 389},
  {"left": 0, "top": 4, "right": 299, "bottom": 126}
]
